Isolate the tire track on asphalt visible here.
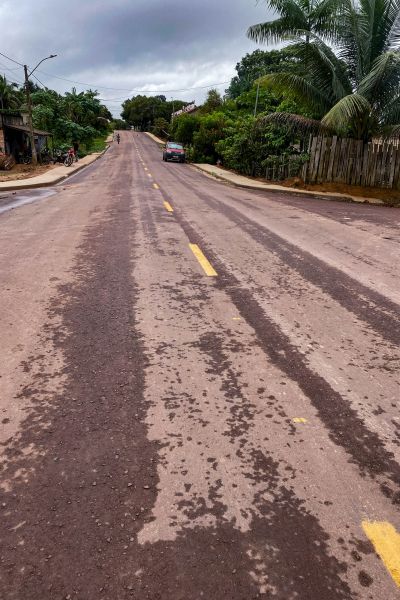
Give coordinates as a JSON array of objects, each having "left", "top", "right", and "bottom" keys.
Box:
[
  {"left": 161, "top": 163, "right": 400, "bottom": 348},
  {"left": 152, "top": 179, "right": 400, "bottom": 504},
  {"left": 0, "top": 137, "right": 158, "bottom": 600},
  {"left": 133, "top": 178, "right": 355, "bottom": 600}
]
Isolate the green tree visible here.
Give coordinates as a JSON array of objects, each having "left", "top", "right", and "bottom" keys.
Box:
[
  {"left": 170, "top": 114, "right": 201, "bottom": 145},
  {"left": 121, "top": 95, "right": 187, "bottom": 130},
  {"left": 250, "top": 0, "right": 400, "bottom": 141},
  {"left": 226, "top": 48, "right": 301, "bottom": 98},
  {"left": 199, "top": 89, "right": 223, "bottom": 114},
  {"left": 0, "top": 75, "right": 21, "bottom": 110},
  {"left": 111, "top": 119, "right": 130, "bottom": 130},
  {"left": 31, "top": 87, "right": 111, "bottom": 148},
  {"left": 191, "top": 112, "right": 230, "bottom": 163},
  {"left": 152, "top": 117, "right": 170, "bottom": 139}
]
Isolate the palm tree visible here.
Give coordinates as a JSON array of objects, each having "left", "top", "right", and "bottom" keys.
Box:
[
  {"left": 247, "top": 0, "right": 343, "bottom": 45},
  {"left": 0, "top": 75, "right": 20, "bottom": 110},
  {"left": 248, "top": 0, "right": 400, "bottom": 141}
]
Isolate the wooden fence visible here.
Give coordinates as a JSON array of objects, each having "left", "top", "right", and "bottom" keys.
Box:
[
  {"left": 264, "top": 154, "right": 307, "bottom": 181},
  {"left": 302, "top": 136, "right": 400, "bottom": 188}
]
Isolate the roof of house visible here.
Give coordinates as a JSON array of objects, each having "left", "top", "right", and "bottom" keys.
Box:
[{"left": 4, "top": 123, "right": 52, "bottom": 137}]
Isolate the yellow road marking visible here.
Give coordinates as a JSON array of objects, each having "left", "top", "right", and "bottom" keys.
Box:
[
  {"left": 163, "top": 201, "right": 174, "bottom": 213},
  {"left": 153, "top": 183, "right": 159, "bottom": 190},
  {"left": 189, "top": 244, "right": 217, "bottom": 277},
  {"left": 362, "top": 521, "right": 400, "bottom": 586},
  {"left": 147, "top": 173, "right": 152, "bottom": 178},
  {"left": 144, "top": 167, "right": 148, "bottom": 171},
  {"left": 232, "top": 317, "right": 241, "bottom": 321},
  {"left": 293, "top": 417, "right": 308, "bottom": 423}
]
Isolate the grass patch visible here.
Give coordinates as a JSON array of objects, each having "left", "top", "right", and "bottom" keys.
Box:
[{"left": 80, "top": 134, "right": 108, "bottom": 156}]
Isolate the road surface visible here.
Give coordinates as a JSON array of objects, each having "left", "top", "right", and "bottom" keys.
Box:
[{"left": 0, "top": 131, "right": 399, "bottom": 599}]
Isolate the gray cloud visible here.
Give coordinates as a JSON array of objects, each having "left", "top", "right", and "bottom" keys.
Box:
[{"left": 0, "top": 0, "right": 273, "bottom": 116}]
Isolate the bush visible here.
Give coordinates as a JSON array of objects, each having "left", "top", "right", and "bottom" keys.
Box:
[
  {"left": 170, "top": 114, "right": 200, "bottom": 145},
  {"left": 151, "top": 117, "right": 169, "bottom": 139},
  {"left": 216, "top": 115, "right": 294, "bottom": 176},
  {"left": 191, "top": 112, "right": 230, "bottom": 163}
]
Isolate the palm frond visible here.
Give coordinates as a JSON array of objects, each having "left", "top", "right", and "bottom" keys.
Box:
[
  {"left": 258, "top": 0, "right": 308, "bottom": 23},
  {"left": 257, "top": 111, "right": 330, "bottom": 135},
  {"left": 247, "top": 19, "right": 305, "bottom": 44},
  {"left": 322, "top": 94, "right": 371, "bottom": 133},
  {"left": 336, "top": 0, "right": 367, "bottom": 83},
  {"left": 380, "top": 92, "right": 400, "bottom": 124},
  {"left": 290, "top": 39, "right": 352, "bottom": 100},
  {"left": 358, "top": 51, "right": 400, "bottom": 103},
  {"left": 380, "top": 123, "right": 400, "bottom": 138},
  {"left": 260, "top": 72, "right": 332, "bottom": 115},
  {"left": 311, "top": 0, "right": 348, "bottom": 42},
  {"left": 386, "top": 0, "right": 400, "bottom": 49}
]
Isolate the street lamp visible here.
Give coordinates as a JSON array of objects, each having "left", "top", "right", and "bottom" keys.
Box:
[{"left": 24, "top": 54, "right": 57, "bottom": 166}]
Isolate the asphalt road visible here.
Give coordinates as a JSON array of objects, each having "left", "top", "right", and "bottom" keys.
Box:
[{"left": 1, "top": 131, "right": 400, "bottom": 600}]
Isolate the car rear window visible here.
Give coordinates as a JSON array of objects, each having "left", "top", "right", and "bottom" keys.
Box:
[{"left": 168, "top": 143, "right": 183, "bottom": 149}]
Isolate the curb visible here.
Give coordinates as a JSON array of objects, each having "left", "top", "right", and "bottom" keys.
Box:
[
  {"left": 143, "top": 137, "right": 387, "bottom": 206},
  {"left": 191, "top": 165, "right": 386, "bottom": 206},
  {"left": 0, "top": 146, "right": 109, "bottom": 192},
  {"left": 145, "top": 132, "right": 165, "bottom": 146}
]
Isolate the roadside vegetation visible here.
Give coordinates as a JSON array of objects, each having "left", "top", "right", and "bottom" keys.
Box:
[
  {"left": 249, "top": 0, "right": 400, "bottom": 142},
  {"left": 0, "top": 77, "right": 117, "bottom": 155},
  {"left": 164, "top": 48, "right": 307, "bottom": 175},
  {"left": 118, "top": 47, "right": 310, "bottom": 173},
  {"left": 119, "top": 0, "right": 400, "bottom": 188}
]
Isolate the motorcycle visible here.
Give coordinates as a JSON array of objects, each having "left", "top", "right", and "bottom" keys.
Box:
[
  {"left": 40, "top": 148, "right": 54, "bottom": 165},
  {"left": 53, "top": 148, "right": 75, "bottom": 167}
]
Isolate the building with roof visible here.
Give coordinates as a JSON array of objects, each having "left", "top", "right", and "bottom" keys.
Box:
[{"left": 0, "top": 111, "right": 51, "bottom": 163}]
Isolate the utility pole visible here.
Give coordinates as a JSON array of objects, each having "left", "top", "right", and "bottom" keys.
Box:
[
  {"left": 23, "top": 54, "right": 57, "bottom": 167},
  {"left": 24, "top": 65, "right": 37, "bottom": 166},
  {"left": 253, "top": 81, "right": 260, "bottom": 118},
  {"left": 171, "top": 98, "right": 175, "bottom": 122}
]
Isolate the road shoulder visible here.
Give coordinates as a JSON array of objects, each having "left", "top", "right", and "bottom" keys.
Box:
[
  {"left": 0, "top": 148, "right": 109, "bottom": 192},
  {"left": 191, "top": 163, "right": 386, "bottom": 206}
]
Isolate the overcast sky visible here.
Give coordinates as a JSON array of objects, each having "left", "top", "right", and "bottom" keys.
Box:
[{"left": 0, "top": 0, "right": 274, "bottom": 117}]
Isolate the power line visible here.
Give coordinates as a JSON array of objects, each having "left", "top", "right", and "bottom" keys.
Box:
[
  {"left": 1, "top": 48, "right": 231, "bottom": 94},
  {"left": 0, "top": 50, "right": 24, "bottom": 67},
  {"left": 0, "top": 71, "right": 25, "bottom": 87},
  {"left": 1, "top": 47, "right": 231, "bottom": 105},
  {"left": 32, "top": 74, "right": 47, "bottom": 88},
  {"left": 0, "top": 61, "right": 22, "bottom": 73},
  {"left": 36, "top": 69, "right": 230, "bottom": 93}
]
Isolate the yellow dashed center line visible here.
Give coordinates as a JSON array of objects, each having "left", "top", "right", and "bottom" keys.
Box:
[
  {"left": 362, "top": 521, "right": 400, "bottom": 587},
  {"left": 153, "top": 183, "right": 159, "bottom": 190},
  {"left": 293, "top": 417, "right": 308, "bottom": 423},
  {"left": 147, "top": 173, "right": 152, "bottom": 178},
  {"left": 189, "top": 244, "right": 217, "bottom": 277},
  {"left": 163, "top": 201, "right": 174, "bottom": 213}
]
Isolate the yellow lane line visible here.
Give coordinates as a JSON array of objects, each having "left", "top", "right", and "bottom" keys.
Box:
[
  {"left": 153, "top": 183, "right": 159, "bottom": 190},
  {"left": 147, "top": 173, "right": 152, "bottom": 178},
  {"left": 293, "top": 417, "right": 308, "bottom": 423},
  {"left": 362, "top": 521, "right": 400, "bottom": 587},
  {"left": 189, "top": 243, "right": 217, "bottom": 277},
  {"left": 163, "top": 201, "right": 174, "bottom": 213},
  {"left": 144, "top": 167, "right": 148, "bottom": 171}
]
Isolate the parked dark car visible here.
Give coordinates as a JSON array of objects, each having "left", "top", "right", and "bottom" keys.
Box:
[{"left": 163, "top": 142, "right": 186, "bottom": 163}]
